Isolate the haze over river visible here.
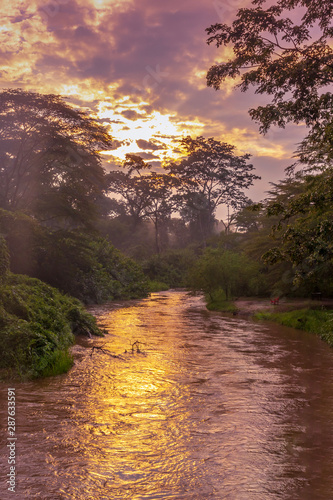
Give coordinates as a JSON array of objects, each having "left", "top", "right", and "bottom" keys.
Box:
[{"left": 1, "top": 291, "right": 333, "bottom": 499}]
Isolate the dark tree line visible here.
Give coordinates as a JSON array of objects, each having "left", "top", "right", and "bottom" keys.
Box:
[
  {"left": 203, "top": 0, "right": 333, "bottom": 296},
  {"left": 0, "top": 90, "right": 259, "bottom": 256},
  {"left": 106, "top": 136, "right": 259, "bottom": 252}
]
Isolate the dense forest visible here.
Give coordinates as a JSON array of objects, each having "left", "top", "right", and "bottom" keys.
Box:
[{"left": 1, "top": 0, "right": 333, "bottom": 378}]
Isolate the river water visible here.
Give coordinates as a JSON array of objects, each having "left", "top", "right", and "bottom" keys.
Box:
[{"left": 1, "top": 290, "right": 333, "bottom": 499}]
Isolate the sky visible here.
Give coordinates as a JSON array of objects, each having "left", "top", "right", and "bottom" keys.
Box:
[{"left": 0, "top": 0, "right": 310, "bottom": 210}]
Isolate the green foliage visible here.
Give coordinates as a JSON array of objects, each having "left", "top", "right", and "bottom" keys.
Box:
[
  {"left": 0, "top": 274, "right": 103, "bottom": 379},
  {"left": 206, "top": 0, "right": 333, "bottom": 139},
  {"left": 39, "top": 350, "right": 74, "bottom": 378},
  {"left": 143, "top": 248, "right": 198, "bottom": 288},
  {"left": 146, "top": 280, "right": 170, "bottom": 292},
  {"left": 187, "top": 248, "right": 261, "bottom": 300},
  {"left": 205, "top": 291, "right": 239, "bottom": 313},
  {"left": 0, "top": 236, "right": 9, "bottom": 283},
  {"left": 0, "top": 208, "right": 148, "bottom": 304},
  {"left": 262, "top": 170, "right": 333, "bottom": 290},
  {"left": 0, "top": 208, "right": 42, "bottom": 275},
  {"left": 255, "top": 308, "right": 333, "bottom": 347},
  {"left": 0, "top": 89, "right": 112, "bottom": 228},
  {"left": 36, "top": 233, "right": 149, "bottom": 303}
]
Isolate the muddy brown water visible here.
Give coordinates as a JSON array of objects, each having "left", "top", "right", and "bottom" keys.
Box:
[{"left": 1, "top": 290, "right": 333, "bottom": 499}]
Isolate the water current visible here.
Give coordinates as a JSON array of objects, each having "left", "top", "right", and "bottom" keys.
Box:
[{"left": 1, "top": 290, "right": 333, "bottom": 499}]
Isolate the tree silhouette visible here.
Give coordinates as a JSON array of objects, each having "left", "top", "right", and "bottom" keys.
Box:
[
  {"left": 0, "top": 89, "right": 112, "bottom": 227},
  {"left": 166, "top": 136, "right": 259, "bottom": 243}
]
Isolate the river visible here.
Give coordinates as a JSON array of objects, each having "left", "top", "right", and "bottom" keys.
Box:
[{"left": 1, "top": 290, "right": 333, "bottom": 499}]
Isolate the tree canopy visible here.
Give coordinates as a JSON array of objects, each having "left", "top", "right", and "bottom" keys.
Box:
[
  {"left": 0, "top": 89, "right": 112, "bottom": 227},
  {"left": 206, "top": 0, "right": 333, "bottom": 136},
  {"left": 166, "top": 136, "right": 259, "bottom": 241},
  {"left": 262, "top": 169, "right": 333, "bottom": 285}
]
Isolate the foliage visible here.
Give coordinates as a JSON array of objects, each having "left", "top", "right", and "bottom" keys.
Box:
[
  {"left": 107, "top": 155, "right": 179, "bottom": 253},
  {"left": 166, "top": 136, "right": 259, "bottom": 242},
  {"left": 34, "top": 232, "right": 149, "bottom": 303},
  {"left": 255, "top": 308, "right": 333, "bottom": 346},
  {"left": 0, "top": 208, "right": 46, "bottom": 277},
  {"left": 205, "top": 291, "right": 239, "bottom": 313},
  {"left": 206, "top": 0, "right": 333, "bottom": 139},
  {"left": 187, "top": 248, "right": 261, "bottom": 300},
  {"left": 107, "top": 155, "right": 153, "bottom": 226},
  {"left": 262, "top": 169, "right": 333, "bottom": 288},
  {"left": 0, "top": 235, "right": 9, "bottom": 283},
  {"left": 146, "top": 280, "right": 170, "bottom": 292},
  {"left": 0, "top": 89, "right": 112, "bottom": 228},
  {"left": 0, "top": 273, "right": 103, "bottom": 379},
  {"left": 0, "top": 208, "right": 148, "bottom": 303},
  {"left": 142, "top": 248, "right": 198, "bottom": 288},
  {"left": 142, "top": 173, "right": 179, "bottom": 253}
]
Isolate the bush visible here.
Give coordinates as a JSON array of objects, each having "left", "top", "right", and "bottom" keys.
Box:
[
  {"left": 0, "top": 209, "right": 149, "bottom": 304},
  {"left": 142, "top": 248, "right": 197, "bottom": 287},
  {"left": 0, "top": 274, "right": 103, "bottom": 379},
  {"left": 187, "top": 248, "right": 261, "bottom": 301},
  {"left": 0, "top": 236, "right": 9, "bottom": 282}
]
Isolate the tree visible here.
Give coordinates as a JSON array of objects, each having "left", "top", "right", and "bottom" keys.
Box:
[
  {"left": 206, "top": 0, "right": 333, "bottom": 138},
  {"left": 107, "top": 154, "right": 153, "bottom": 227},
  {"left": 0, "top": 89, "right": 112, "bottom": 227},
  {"left": 188, "top": 248, "right": 259, "bottom": 300},
  {"left": 143, "top": 173, "right": 178, "bottom": 254},
  {"left": 166, "top": 136, "right": 259, "bottom": 242},
  {"left": 262, "top": 169, "right": 333, "bottom": 290},
  {"left": 107, "top": 155, "right": 179, "bottom": 253}
]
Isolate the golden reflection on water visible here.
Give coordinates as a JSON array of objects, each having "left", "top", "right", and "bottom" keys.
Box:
[
  {"left": 66, "top": 292, "right": 203, "bottom": 498},
  {"left": 1, "top": 291, "right": 333, "bottom": 499}
]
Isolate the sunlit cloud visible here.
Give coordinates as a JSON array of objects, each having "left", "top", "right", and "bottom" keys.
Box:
[{"left": 0, "top": 0, "right": 307, "bottom": 199}]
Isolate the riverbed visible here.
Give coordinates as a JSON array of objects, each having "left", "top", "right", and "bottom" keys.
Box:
[{"left": 1, "top": 290, "right": 333, "bottom": 499}]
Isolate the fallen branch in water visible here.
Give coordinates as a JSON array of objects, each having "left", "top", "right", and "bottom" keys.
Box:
[
  {"left": 89, "top": 340, "right": 146, "bottom": 358},
  {"left": 89, "top": 344, "right": 124, "bottom": 359},
  {"left": 124, "top": 340, "right": 146, "bottom": 354}
]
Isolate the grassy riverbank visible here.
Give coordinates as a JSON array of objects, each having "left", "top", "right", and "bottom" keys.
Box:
[
  {"left": 206, "top": 294, "right": 333, "bottom": 347},
  {"left": 0, "top": 274, "right": 103, "bottom": 380},
  {"left": 206, "top": 294, "right": 239, "bottom": 313},
  {"left": 254, "top": 309, "right": 333, "bottom": 347}
]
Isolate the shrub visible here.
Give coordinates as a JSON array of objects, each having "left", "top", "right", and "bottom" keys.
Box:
[{"left": 0, "top": 274, "right": 103, "bottom": 379}]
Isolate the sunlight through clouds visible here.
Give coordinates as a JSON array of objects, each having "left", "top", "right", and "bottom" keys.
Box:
[{"left": 0, "top": 0, "right": 305, "bottom": 196}]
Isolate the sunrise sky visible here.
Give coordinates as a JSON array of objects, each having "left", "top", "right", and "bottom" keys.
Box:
[{"left": 1, "top": 0, "right": 309, "bottom": 204}]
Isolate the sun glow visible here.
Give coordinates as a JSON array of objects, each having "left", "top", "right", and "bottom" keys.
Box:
[{"left": 97, "top": 98, "right": 206, "bottom": 163}]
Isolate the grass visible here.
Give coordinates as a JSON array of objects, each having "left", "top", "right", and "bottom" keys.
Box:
[
  {"left": 254, "top": 308, "right": 333, "bottom": 346},
  {"left": 205, "top": 291, "right": 239, "bottom": 313},
  {"left": 147, "top": 280, "right": 170, "bottom": 292},
  {"left": 0, "top": 273, "right": 104, "bottom": 380},
  {"left": 39, "top": 350, "right": 74, "bottom": 378}
]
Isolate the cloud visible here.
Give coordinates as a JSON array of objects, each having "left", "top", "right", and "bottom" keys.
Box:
[
  {"left": 0, "top": 0, "right": 307, "bottom": 203},
  {"left": 136, "top": 139, "right": 164, "bottom": 150},
  {"left": 121, "top": 109, "right": 143, "bottom": 120},
  {"left": 137, "top": 152, "right": 159, "bottom": 160}
]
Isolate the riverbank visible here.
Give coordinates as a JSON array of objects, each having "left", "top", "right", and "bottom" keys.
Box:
[
  {"left": 0, "top": 274, "right": 104, "bottom": 380},
  {"left": 209, "top": 297, "right": 333, "bottom": 347}
]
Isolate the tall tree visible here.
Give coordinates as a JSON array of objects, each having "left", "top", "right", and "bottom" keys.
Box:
[
  {"left": 106, "top": 154, "right": 153, "bottom": 227},
  {"left": 206, "top": 0, "right": 333, "bottom": 139},
  {"left": 0, "top": 89, "right": 112, "bottom": 227},
  {"left": 166, "top": 136, "right": 259, "bottom": 242},
  {"left": 262, "top": 169, "right": 333, "bottom": 288},
  {"left": 143, "top": 172, "right": 178, "bottom": 254},
  {"left": 107, "top": 155, "right": 179, "bottom": 252}
]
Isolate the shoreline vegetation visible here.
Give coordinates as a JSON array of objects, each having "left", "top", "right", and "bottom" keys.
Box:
[
  {"left": 1, "top": 88, "right": 333, "bottom": 380},
  {"left": 206, "top": 295, "right": 333, "bottom": 347},
  {"left": 0, "top": 273, "right": 105, "bottom": 381}
]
